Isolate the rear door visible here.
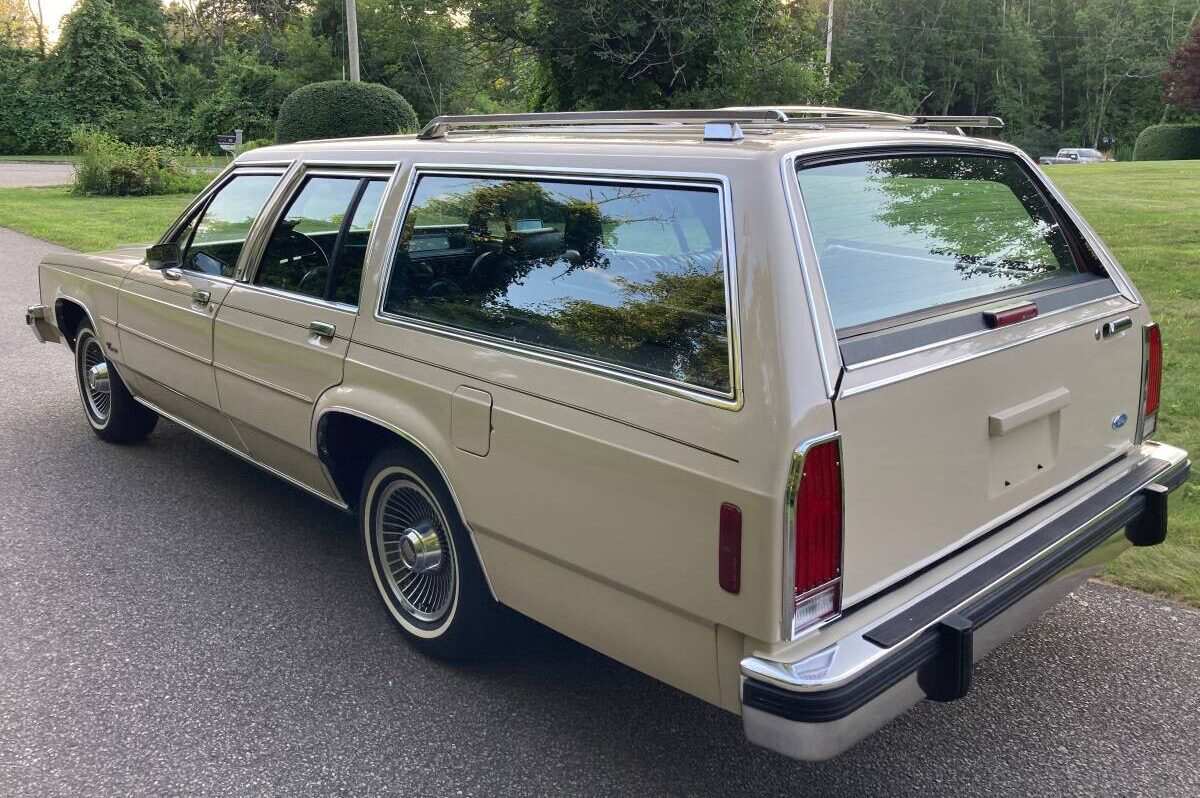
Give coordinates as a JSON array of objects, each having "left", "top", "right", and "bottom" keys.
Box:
[
  {"left": 212, "top": 166, "right": 392, "bottom": 496},
  {"left": 792, "top": 148, "right": 1143, "bottom": 605}
]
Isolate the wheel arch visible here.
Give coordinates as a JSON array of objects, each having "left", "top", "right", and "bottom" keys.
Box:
[
  {"left": 313, "top": 403, "right": 497, "bottom": 600},
  {"left": 54, "top": 296, "right": 94, "bottom": 350}
]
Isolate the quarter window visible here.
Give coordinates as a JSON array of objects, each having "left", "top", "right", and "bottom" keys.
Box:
[
  {"left": 254, "top": 175, "right": 388, "bottom": 304},
  {"left": 382, "top": 174, "right": 732, "bottom": 394},
  {"left": 178, "top": 173, "right": 280, "bottom": 278}
]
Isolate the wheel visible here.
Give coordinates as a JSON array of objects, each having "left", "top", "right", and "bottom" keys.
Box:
[
  {"left": 73, "top": 322, "right": 158, "bottom": 444},
  {"left": 360, "top": 447, "right": 503, "bottom": 660}
]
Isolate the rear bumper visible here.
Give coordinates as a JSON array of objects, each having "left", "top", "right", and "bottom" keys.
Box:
[
  {"left": 740, "top": 441, "right": 1190, "bottom": 761},
  {"left": 25, "top": 304, "right": 58, "bottom": 344}
]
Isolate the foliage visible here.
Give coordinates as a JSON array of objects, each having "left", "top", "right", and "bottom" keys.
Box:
[
  {"left": 275, "top": 79, "right": 418, "bottom": 142},
  {"left": 1165, "top": 22, "right": 1200, "bottom": 113},
  {"left": 0, "top": 0, "right": 37, "bottom": 49},
  {"left": 467, "top": 0, "right": 839, "bottom": 110},
  {"left": 70, "top": 128, "right": 209, "bottom": 196},
  {"left": 1133, "top": 123, "right": 1200, "bottom": 160},
  {"left": 57, "top": 0, "right": 168, "bottom": 122},
  {"left": 833, "top": 0, "right": 1199, "bottom": 155},
  {"left": 0, "top": 50, "right": 73, "bottom": 153}
]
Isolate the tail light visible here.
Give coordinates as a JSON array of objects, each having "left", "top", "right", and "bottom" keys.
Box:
[
  {"left": 786, "top": 435, "right": 843, "bottom": 639},
  {"left": 1139, "top": 322, "right": 1163, "bottom": 441}
]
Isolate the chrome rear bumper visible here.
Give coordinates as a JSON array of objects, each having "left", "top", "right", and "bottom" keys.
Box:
[
  {"left": 740, "top": 441, "right": 1190, "bottom": 761},
  {"left": 25, "top": 304, "right": 57, "bottom": 344}
]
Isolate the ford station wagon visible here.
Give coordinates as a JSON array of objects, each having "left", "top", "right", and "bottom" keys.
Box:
[{"left": 24, "top": 107, "right": 1189, "bottom": 760}]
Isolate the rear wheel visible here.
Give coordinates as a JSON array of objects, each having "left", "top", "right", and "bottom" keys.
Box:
[
  {"left": 73, "top": 322, "right": 158, "bottom": 443},
  {"left": 361, "top": 447, "right": 503, "bottom": 660}
]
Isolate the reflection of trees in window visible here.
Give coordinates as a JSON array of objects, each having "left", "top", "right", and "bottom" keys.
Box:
[{"left": 867, "top": 156, "right": 1074, "bottom": 282}]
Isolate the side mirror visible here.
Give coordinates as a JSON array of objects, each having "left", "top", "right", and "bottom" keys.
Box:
[{"left": 146, "top": 241, "right": 181, "bottom": 270}]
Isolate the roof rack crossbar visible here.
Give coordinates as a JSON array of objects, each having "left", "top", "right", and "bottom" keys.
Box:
[{"left": 418, "top": 109, "right": 790, "bottom": 139}]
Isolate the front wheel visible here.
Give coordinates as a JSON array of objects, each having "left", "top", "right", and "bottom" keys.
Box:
[
  {"left": 361, "top": 447, "right": 504, "bottom": 660},
  {"left": 73, "top": 322, "right": 158, "bottom": 443}
]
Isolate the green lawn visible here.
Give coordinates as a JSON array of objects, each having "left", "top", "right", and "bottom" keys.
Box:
[
  {"left": 0, "top": 161, "right": 1196, "bottom": 604},
  {"left": 0, "top": 186, "right": 193, "bottom": 251},
  {"left": 1043, "top": 161, "right": 1200, "bottom": 605}
]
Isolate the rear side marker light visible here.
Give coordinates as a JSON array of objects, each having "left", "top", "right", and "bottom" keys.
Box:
[
  {"left": 787, "top": 437, "right": 844, "bottom": 638},
  {"left": 718, "top": 503, "right": 742, "bottom": 594},
  {"left": 984, "top": 302, "right": 1038, "bottom": 328},
  {"left": 1140, "top": 323, "right": 1163, "bottom": 441}
]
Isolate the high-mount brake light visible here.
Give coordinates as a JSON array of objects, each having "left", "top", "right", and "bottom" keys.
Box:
[{"left": 787, "top": 437, "right": 843, "bottom": 638}]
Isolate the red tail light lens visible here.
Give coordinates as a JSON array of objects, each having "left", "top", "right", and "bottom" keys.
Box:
[
  {"left": 718, "top": 503, "right": 742, "bottom": 594},
  {"left": 789, "top": 437, "right": 843, "bottom": 637},
  {"left": 1141, "top": 323, "right": 1162, "bottom": 439}
]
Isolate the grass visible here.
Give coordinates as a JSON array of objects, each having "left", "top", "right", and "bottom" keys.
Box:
[
  {"left": 0, "top": 160, "right": 1196, "bottom": 604},
  {"left": 1043, "top": 161, "right": 1200, "bottom": 605},
  {"left": 0, "top": 186, "right": 194, "bottom": 251}
]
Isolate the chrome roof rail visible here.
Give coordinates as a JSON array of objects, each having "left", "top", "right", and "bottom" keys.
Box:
[
  {"left": 415, "top": 107, "right": 1004, "bottom": 140},
  {"left": 418, "top": 109, "right": 790, "bottom": 139}
]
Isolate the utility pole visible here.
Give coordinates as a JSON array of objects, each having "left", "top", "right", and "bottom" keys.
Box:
[
  {"left": 824, "top": 0, "right": 834, "bottom": 79},
  {"left": 346, "top": 0, "right": 361, "bottom": 83}
]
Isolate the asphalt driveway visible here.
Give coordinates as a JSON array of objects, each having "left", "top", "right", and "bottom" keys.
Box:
[
  {"left": 0, "top": 162, "right": 75, "bottom": 187},
  {"left": 2, "top": 226, "right": 1198, "bottom": 796}
]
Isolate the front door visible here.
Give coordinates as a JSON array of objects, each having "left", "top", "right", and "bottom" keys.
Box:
[
  {"left": 118, "top": 170, "right": 284, "bottom": 447},
  {"left": 213, "top": 169, "right": 392, "bottom": 497}
]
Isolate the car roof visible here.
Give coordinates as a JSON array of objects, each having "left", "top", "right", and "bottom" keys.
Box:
[{"left": 237, "top": 127, "right": 1020, "bottom": 172}]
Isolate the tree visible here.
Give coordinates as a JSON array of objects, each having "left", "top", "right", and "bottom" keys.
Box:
[
  {"left": 0, "top": 0, "right": 33, "bottom": 48},
  {"left": 1164, "top": 20, "right": 1200, "bottom": 113},
  {"left": 57, "top": 0, "right": 168, "bottom": 120},
  {"left": 466, "top": 0, "right": 838, "bottom": 111}
]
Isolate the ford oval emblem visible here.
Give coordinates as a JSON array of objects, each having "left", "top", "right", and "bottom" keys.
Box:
[{"left": 1112, "top": 412, "right": 1128, "bottom": 430}]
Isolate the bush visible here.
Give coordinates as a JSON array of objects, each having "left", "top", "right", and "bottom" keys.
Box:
[
  {"left": 71, "top": 128, "right": 210, "bottom": 196},
  {"left": 1133, "top": 124, "right": 1200, "bottom": 160},
  {"left": 275, "top": 80, "right": 418, "bottom": 143}
]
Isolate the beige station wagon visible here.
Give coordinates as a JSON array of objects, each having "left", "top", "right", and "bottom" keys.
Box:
[{"left": 25, "top": 107, "right": 1189, "bottom": 760}]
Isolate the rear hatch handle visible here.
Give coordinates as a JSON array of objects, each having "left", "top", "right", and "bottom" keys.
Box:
[{"left": 988, "top": 387, "right": 1071, "bottom": 437}]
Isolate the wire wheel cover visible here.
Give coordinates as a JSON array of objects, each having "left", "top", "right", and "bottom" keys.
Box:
[
  {"left": 80, "top": 337, "right": 110, "bottom": 422},
  {"left": 374, "top": 477, "right": 456, "bottom": 623}
]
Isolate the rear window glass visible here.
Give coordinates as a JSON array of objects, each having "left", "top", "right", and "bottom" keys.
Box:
[
  {"left": 383, "top": 174, "right": 731, "bottom": 394},
  {"left": 796, "top": 154, "right": 1081, "bottom": 330}
]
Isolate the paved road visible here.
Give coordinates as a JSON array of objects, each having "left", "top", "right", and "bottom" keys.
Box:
[
  {"left": 2, "top": 226, "right": 1198, "bottom": 796},
  {"left": 0, "top": 162, "right": 75, "bottom": 187}
]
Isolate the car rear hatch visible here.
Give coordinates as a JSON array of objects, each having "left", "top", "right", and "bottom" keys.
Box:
[{"left": 793, "top": 147, "right": 1146, "bottom": 608}]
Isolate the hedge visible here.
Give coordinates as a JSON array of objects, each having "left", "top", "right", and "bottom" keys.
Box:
[
  {"left": 275, "top": 80, "right": 418, "bottom": 143},
  {"left": 1133, "top": 124, "right": 1200, "bottom": 161}
]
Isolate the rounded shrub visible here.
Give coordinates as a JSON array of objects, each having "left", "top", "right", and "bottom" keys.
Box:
[
  {"left": 1133, "top": 124, "right": 1200, "bottom": 161},
  {"left": 275, "top": 80, "right": 418, "bottom": 143}
]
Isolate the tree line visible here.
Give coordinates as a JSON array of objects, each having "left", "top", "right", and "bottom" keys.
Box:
[{"left": 0, "top": 0, "right": 1196, "bottom": 156}]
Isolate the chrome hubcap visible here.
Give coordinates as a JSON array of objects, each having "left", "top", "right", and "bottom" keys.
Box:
[
  {"left": 375, "top": 477, "right": 455, "bottom": 623},
  {"left": 80, "top": 338, "right": 111, "bottom": 422}
]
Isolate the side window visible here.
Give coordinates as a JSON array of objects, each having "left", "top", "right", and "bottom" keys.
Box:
[
  {"left": 177, "top": 174, "right": 280, "bottom": 278},
  {"left": 382, "top": 174, "right": 732, "bottom": 395},
  {"left": 255, "top": 175, "right": 388, "bottom": 305}
]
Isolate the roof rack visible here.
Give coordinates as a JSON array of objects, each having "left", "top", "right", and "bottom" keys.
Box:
[{"left": 416, "top": 107, "right": 1003, "bottom": 140}]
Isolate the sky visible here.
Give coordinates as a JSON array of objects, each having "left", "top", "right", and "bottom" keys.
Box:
[{"left": 33, "top": 0, "right": 77, "bottom": 37}]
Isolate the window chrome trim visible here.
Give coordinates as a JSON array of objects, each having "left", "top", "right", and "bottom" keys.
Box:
[
  {"left": 238, "top": 160, "right": 400, "bottom": 302},
  {"left": 782, "top": 431, "right": 843, "bottom": 641},
  {"left": 374, "top": 163, "right": 743, "bottom": 410}
]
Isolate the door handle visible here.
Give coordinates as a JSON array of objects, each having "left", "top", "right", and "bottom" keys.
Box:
[
  {"left": 1099, "top": 316, "right": 1133, "bottom": 339},
  {"left": 191, "top": 289, "right": 211, "bottom": 306},
  {"left": 309, "top": 320, "right": 336, "bottom": 339},
  {"left": 163, "top": 267, "right": 181, "bottom": 281}
]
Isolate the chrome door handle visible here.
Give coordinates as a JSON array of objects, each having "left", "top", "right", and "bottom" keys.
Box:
[
  {"left": 191, "top": 289, "right": 211, "bottom": 306},
  {"left": 1100, "top": 316, "right": 1133, "bottom": 338},
  {"left": 163, "top": 267, "right": 182, "bottom": 281},
  {"left": 309, "top": 321, "right": 336, "bottom": 339}
]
